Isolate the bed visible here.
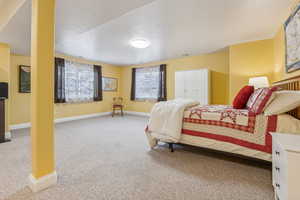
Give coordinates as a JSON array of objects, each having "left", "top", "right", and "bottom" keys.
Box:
[
  {"left": 179, "top": 105, "right": 299, "bottom": 161},
  {"left": 146, "top": 76, "right": 300, "bottom": 162}
]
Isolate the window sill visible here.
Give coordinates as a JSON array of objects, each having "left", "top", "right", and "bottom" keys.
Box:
[
  {"left": 133, "top": 99, "right": 158, "bottom": 103},
  {"left": 55, "top": 100, "right": 101, "bottom": 105}
]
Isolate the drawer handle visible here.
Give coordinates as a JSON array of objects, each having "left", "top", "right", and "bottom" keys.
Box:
[
  {"left": 275, "top": 151, "right": 280, "bottom": 155},
  {"left": 275, "top": 183, "right": 280, "bottom": 188},
  {"left": 275, "top": 167, "right": 280, "bottom": 172}
]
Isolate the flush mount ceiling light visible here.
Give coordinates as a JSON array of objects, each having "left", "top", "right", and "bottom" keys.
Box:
[{"left": 130, "top": 38, "right": 150, "bottom": 49}]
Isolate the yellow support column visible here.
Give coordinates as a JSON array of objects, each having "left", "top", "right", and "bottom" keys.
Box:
[
  {"left": 0, "top": 43, "right": 11, "bottom": 140},
  {"left": 28, "top": 0, "right": 57, "bottom": 192}
]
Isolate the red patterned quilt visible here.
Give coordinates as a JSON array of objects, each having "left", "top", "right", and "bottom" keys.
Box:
[{"left": 182, "top": 105, "right": 277, "bottom": 153}]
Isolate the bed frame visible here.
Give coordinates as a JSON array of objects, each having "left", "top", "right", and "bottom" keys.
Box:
[
  {"left": 273, "top": 75, "right": 300, "bottom": 120},
  {"left": 167, "top": 75, "right": 300, "bottom": 153}
]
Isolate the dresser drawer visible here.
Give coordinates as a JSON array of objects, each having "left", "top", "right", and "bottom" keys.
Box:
[
  {"left": 273, "top": 160, "right": 287, "bottom": 187},
  {"left": 274, "top": 166, "right": 287, "bottom": 200},
  {"left": 272, "top": 160, "right": 279, "bottom": 186},
  {"left": 272, "top": 137, "right": 288, "bottom": 200},
  {"left": 273, "top": 139, "right": 286, "bottom": 163},
  {"left": 271, "top": 133, "right": 300, "bottom": 200},
  {"left": 275, "top": 184, "right": 287, "bottom": 200}
]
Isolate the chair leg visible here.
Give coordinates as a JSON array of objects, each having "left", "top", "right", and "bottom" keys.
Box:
[
  {"left": 112, "top": 107, "right": 115, "bottom": 117},
  {"left": 121, "top": 107, "right": 124, "bottom": 116}
]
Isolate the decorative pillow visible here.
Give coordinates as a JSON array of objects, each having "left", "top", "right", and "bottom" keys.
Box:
[
  {"left": 264, "top": 90, "right": 300, "bottom": 115},
  {"left": 247, "top": 87, "right": 277, "bottom": 114},
  {"left": 232, "top": 85, "right": 254, "bottom": 109}
]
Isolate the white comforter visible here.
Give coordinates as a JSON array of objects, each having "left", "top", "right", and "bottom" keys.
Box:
[{"left": 145, "top": 99, "right": 199, "bottom": 147}]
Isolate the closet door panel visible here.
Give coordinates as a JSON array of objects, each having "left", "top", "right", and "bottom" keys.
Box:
[
  {"left": 175, "top": 69, "right": 210, "bottom": 104},
  {"left": 175, "top": 71, "right": 185, "bottom": 99},
  {"left": 200, "top": 69, "right": 209, "bottom": 105},
  {"left": 190, "top": 70, "right": 200, "bottom": 101},
  {"left": 184, "top": 70, "right": 194, "bottom": 99}
]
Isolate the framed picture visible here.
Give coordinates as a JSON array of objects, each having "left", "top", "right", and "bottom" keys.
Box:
[
  {"left": 102, "top": 77, "right": 118, "bottom": 92},
  {"left": 285, "top": 4, "right": 300, "bottom": 73},
  {"left": 19, "top": 65, "right": 31, "bottom": 93}
]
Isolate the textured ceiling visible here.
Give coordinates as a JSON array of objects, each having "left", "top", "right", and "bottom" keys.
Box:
[{"left": 0, "top": 0, "right": 294, "bottom": 66}]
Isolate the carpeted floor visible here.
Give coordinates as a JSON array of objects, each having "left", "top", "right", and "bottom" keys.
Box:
[{"left": 0, "top": 115, "right": 274, "bottom": 200}]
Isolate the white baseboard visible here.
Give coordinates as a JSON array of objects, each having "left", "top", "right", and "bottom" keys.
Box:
[
  {"left": 10, "top": 112, "right": 112, "bottom": 130},
  {"left": 54, "top": 112, "right": 111, "bottom": 123},
  {"left": 5, "top": 131, "right": 11, "bottom": 140},
  {"left": 124, "top": 111, "right": 150, "bottom": 117},
  {"left": 10, "top": 123, "right": 31, "bottom": 130},
  {"left": 28, "top": 171, "right": 57, "bottom": 193}
]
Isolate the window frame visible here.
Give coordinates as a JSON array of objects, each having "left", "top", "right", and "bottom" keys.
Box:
[
  {"left": 64, "top": 60, "right": 95, "bottom": 103},
  {"left": 133, "top": 66, "right": 161, "bottom": 101},
  {"left": 54, "top": 58, "right": 103, "bottom": 104}
]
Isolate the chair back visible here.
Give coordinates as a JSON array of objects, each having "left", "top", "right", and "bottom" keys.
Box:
[{"left": 113, "top": 97, "right": 123, "bottom": 105}]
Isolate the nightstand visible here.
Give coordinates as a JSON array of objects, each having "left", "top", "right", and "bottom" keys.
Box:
[{"left": 271, "top": 133, "right": 300, "bottom": 200}]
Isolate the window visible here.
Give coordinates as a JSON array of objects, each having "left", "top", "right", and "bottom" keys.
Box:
[
  {"left": 65, "top": 60, "right": 94, "bottom": 102},
  {"left": 54, "top": 58, "right": 102, "bottom": 103},
  {"left": 131, "top": 64, "right": 167, "bottom": 101},
  {"left": 135, "top": 67, "right": 160, "bottom": 100}
]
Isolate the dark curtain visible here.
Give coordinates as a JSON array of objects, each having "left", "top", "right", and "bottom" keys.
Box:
[
  {"left": 94, "top": 65, "right": 103, "bottom": 101},
  {"left": 130, "top": 68, "right": 136, "bottom": 101},
  {"left": 54, "top": 57, "right": 66, "bottom": 103},
  {"left": 158, "top": 64, "right": 167, "bottom": 101}
]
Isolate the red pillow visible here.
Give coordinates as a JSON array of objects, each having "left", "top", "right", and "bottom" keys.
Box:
[
  {"left": 233, "top": 86, "right": 254, "bottom": 109},
  {"left": 247, "top": 87, "right": 277, "bottom": 114}
]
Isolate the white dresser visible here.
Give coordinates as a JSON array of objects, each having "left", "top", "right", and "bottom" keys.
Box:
[{"left": 272, "top": 133, "right": 300, "bottom": 200}]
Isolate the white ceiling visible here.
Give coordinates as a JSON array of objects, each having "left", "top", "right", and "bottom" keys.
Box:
[{"left": 0, "top": 0, "right": 294, "bottom": 66}]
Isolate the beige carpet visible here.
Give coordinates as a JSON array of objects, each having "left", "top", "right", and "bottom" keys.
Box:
[{"left": 0, "top": 115, "right": 274, "bottom": 200}]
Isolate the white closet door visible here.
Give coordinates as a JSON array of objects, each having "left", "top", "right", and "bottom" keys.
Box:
[
  {"left": 198, "top": 69, "right": 209, "bottom": 105},
  {"left": 175, "top": 69, "right": 210, "bottom": 104},
  {"left": 175, "top": 71, "right": 185, "bottom": 99}
]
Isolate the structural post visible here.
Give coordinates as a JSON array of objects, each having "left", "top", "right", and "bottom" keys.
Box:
[
  {"left": 0, "top": 43, "right": 11, "bottom": 141},
  {"left": 29, "top": 0, "right": 57, "bottom": 192}
]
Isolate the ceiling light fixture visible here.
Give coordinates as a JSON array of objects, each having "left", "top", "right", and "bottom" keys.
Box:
[{"left": 130, "top": 38, "right": 150, "bottom": 49}]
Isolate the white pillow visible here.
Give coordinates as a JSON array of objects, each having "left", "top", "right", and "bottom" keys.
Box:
[{"left": 264, "top": 90, "right": 300, "bottom": 116}]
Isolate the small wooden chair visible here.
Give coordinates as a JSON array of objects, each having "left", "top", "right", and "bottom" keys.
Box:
[{"left": 112, "top": 97, "right": 124, "bottom": 117}]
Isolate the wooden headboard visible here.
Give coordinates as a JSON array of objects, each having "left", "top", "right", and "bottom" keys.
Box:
[{"left": 273, "top": 75, "right": 300, "bottom": 119}]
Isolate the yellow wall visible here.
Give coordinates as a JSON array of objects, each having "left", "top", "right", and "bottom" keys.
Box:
[
  {"left": 9, "top": 33, "right": 295, "bottom": 121},
  {"left": 229, "top": 0, "right": 300, "bottom": 95},
  {"left": 229, "top": 39, "right": 275, "bottom": 102},
  {"left": 10, "top": 55, "right": 31, "bottom": 125},
  {"left": 273, "top": 27, "right": 287, "bottom": 82},
  {"left": 273, "top": 21, "right": 300, "bottom": 81},
  {"left": 0, "top": 43, "right": 10, "bottom": 132},
  {"left": 120, "top": 49, "right": 230, "bottom": 113},
  {"left": 9, "top": 54, "right": 122, "bottom": 125},
  {"left": 54, "top": 54, "right": 122, "bottom": 119},
  {"left": 9, "top": 0, "right": 300, "bottom": 122}
]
